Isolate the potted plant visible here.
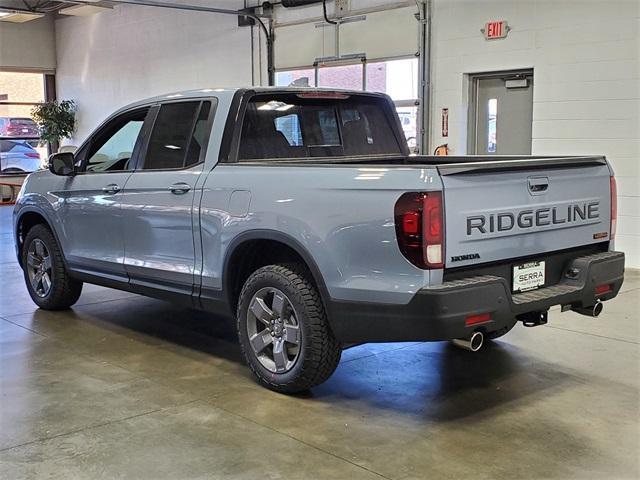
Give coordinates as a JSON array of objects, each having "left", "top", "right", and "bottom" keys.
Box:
[{"left": 31, "top": 100, "right": 77, "bottom": 153}]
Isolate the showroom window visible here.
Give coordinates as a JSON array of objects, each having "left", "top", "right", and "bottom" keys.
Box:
[
  {"left": 0, "top": 71, "right": 48, "bottom": 173},
  {"left": 276, "top": 57, "right": 419, "bottom": 151},
  {"left": 317, "top": 63, "right": 364, "bottom": 91},
  {"left": 275, "top": 69, "right": 315, "bottom": 88}
]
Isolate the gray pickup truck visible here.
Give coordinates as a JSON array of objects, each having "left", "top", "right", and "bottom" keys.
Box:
[{"left": 13, "top": 87, "right": 625, "bottom": 392}]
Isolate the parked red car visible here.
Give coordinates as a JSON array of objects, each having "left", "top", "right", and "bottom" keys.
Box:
[{"left": 0, "top": 117, "right": 39, "bottom": 138}]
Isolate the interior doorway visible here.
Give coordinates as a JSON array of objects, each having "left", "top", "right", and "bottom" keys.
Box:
[{"left": 468, "top": 70, "right": 534, "bottom": 155}]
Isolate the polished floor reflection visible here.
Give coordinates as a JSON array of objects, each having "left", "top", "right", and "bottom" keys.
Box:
[{"left": 1, "top": 205, "right": 638, "bottom": 479}]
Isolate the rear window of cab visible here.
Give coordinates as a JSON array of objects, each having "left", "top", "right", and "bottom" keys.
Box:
[{"left": 237, "top": 93, "right": 402, "bottom": 161}]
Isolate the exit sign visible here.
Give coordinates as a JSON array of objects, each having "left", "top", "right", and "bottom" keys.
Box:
[{"left": 483, "top": 20, "right": 510, "bottom": 40}]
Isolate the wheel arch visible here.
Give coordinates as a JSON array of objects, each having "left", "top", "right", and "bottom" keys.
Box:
[
  {"left": 223, "top": 230, "right": 331, "bottom": 315},
  {"left": 15, "top": 208, "right": 60, "bottom": 268}
]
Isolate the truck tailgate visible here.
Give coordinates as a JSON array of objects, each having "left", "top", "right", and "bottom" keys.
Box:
[{"left": 440, "top": 158, "right": 612, "bottom": 269}]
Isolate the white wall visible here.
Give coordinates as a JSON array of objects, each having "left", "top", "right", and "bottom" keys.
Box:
[
  {"left": 430, "top": 0, "right": 640, "bottom": 268},
  {"left": 0, "top": 15, "right": 56, "bottom": 71},
  {"left": 55, "top": 1, "right": 253, "bottom": 142}
]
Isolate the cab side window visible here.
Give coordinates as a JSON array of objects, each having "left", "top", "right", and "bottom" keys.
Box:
[
  {"left": 84, "top": 108, "right": 149, "bottom": 173},
  {"left": 142, "top": 101, "right": 212, "bottom": 170}
]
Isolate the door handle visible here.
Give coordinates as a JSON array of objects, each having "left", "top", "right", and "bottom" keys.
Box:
[
  {"left": 102, "top": 184, "right": 121, "bottom": 194},
  {"left": 169, "top": 182, "right": 191, "bottom": 195}
]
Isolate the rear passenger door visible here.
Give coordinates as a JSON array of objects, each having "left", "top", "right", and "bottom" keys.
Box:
[{"left": 120, "top": 100, "right": 215, "bottom": 298}]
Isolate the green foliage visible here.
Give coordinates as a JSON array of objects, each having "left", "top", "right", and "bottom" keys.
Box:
[{"left": 31, "top": 100, "right": 77, "bottom": 145}]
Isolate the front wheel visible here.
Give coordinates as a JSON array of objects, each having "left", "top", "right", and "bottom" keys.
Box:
[
  {"left": 237, "top": 264, "right": 342, "bottom": 393},
  {"left": 22, "top": 224, "right": 83, "bottom": 310}
]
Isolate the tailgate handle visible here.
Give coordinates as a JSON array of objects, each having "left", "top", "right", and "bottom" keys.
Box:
[{"left": 528, "top": 177, "right": 549, "bottom": 195}]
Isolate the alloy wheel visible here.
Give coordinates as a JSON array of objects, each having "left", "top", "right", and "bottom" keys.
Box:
[
  {"left": 246, "top": 287, "right": 301, "bottom": 373},
  {"left": 26, "top": 239, "right": 53, "bottom": 298}
]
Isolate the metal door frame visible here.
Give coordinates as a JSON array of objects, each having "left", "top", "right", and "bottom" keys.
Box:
[{"left": 466, "top": 68, "right": 534, "bottom": 154}]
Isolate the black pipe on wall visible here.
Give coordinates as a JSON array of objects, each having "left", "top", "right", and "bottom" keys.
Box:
[{"left": 281, "top": 0, "right": 322, "bottom": 7}]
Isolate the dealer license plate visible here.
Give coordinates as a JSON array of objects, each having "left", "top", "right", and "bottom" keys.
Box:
[{"left": 513, "top": 261, "right": 545, "bottom": 293}]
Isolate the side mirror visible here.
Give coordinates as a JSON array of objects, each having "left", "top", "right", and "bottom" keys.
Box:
[{"left": 48, "top": 152, "right": 76, "bottom": 176}]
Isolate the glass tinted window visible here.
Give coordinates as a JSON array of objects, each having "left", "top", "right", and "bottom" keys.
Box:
[
  {"left": 185, "top": 102, "right": 211, "bottom": 167},
  {"left": 143, "top": 102, "right": 200, "bottom": 170},
  {"left": 313, "top": 108, "right": 340, "bottom": 145},
  {"left": 85, "top": 109, "right": 148, "bottom": 172},
  {"left": 238, "top": 94, "right": 401, "bottom": 161}
]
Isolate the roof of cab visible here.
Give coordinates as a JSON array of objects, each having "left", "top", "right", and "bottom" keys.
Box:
[{"left": 118, "top": 86, "right": 390, "bottom": 112}]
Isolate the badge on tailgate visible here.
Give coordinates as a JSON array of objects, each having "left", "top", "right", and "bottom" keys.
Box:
[{"left": 513, "top": 261, "right": 545, "bottom": 293}]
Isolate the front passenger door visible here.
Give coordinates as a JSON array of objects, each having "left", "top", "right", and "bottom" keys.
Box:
[{"left": 58, "top": 107, "right": 151, "bottom": 279}]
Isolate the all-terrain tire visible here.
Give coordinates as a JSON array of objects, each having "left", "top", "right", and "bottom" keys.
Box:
[
  {"left": 237, "top": 264, "right": 342, "bottom": 393},
  {"left": 22, "top": 224, "right": 83, "bottom": 310}
]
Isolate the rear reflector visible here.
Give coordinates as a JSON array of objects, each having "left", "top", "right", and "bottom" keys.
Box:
[
  {"left": 25, "top": 152, "right": 40, "bottom": 158},
  {"left": 465, "top": 313, "right": 491, "bottom": 326},
  {"left": 595, "top": 284, "right": 612, "bottom": 295},
  {"left": 610, "top": 176, "right": 617, "bottom": 240}
]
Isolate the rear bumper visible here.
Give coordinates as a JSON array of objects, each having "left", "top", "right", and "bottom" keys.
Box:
[{"left": 329, "top": 250, "right": 625, "bottom": 343}]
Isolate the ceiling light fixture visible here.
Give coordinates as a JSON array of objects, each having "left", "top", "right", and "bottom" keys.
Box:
[
  {"left": 0, "top": 11, "right": 45, "bottom": 22},
  {"left": 59, "top": 4, "right": 113, "bottom": 16}
]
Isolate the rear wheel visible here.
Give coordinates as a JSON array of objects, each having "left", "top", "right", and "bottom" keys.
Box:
[
  {"left": 22, "top": 224, "right": 83, "bottom": 310},
  {"left": 237, "top": 264, "right": 341, "bottom": 393}
]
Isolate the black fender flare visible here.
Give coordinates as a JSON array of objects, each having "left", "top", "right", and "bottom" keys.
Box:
[
  {"left": 14, "top": 206, "right": 63, "bottom": 268},
  {"left": 222, "top": 229, "right": 332, "bottom": 315}
]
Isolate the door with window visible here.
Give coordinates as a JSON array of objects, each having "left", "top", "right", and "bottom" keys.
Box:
[
  {"left": 470, "top": 71, "right": 534, "bottom": 155},
  {"left": 58, "top": 107, "right": 150, "bottom": 278},
  {"left": 120, "top": 100, "right": 214, "bottom": 295}
]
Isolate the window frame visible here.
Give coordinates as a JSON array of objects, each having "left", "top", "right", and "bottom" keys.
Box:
[
  {"left": 134, "top": 98, "right": 217, "bottom": 173},
  {"left": 230, "top": 90, "right": 407, "bottom": 163}
]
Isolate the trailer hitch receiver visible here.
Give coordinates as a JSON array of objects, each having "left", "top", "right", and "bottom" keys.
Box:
[{"left": 518, "top": 311, "right": 548, "bottom": 327}]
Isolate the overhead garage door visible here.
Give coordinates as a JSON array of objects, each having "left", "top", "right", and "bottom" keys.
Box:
[{"left": 274, "top": 6, "right": 419, "bottom": 70}]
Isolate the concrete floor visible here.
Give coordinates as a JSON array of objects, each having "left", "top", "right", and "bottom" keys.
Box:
[{"left": 0, "top": 205, "right": 638, "bottom": 480}]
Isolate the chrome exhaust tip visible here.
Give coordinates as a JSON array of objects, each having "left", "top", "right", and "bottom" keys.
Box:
[
  {"left": 593, "top": 301, "right": 603, "bottom": 317},
  {"left": 572, "top": 301, "right": 603, "bottom": 318},
  {"left": 451, "top": 331, "right": 484, "bottom": 352}
]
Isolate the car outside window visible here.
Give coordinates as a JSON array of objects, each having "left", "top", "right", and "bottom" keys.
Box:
[{"left": 274, "top": 114, "right": 303, "bottom": 146}]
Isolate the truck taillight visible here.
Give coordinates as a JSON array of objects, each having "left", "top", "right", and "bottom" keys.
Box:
[
  {"left": 394, "top": 192, "right": 444, "bottom": 269},
  {"left": 610, "top": 175, "right": 617, "bottom": 240}
]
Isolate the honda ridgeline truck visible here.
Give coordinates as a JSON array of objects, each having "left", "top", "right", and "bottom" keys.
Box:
[{"left": 13, "top": 88, "right": 625, "bottom": 392}]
